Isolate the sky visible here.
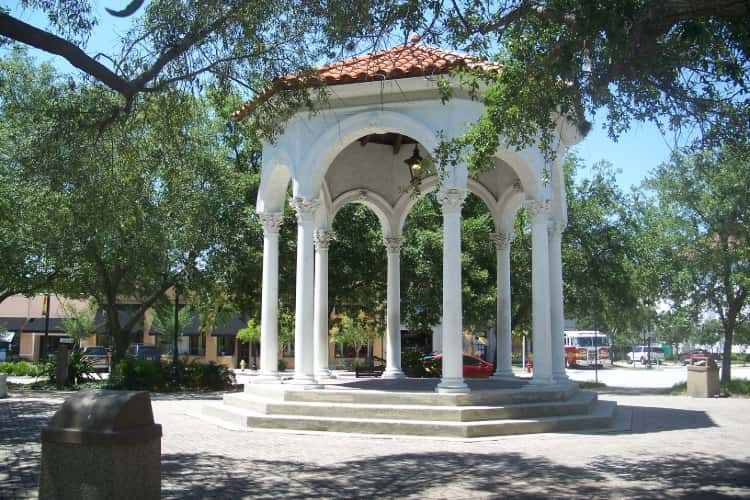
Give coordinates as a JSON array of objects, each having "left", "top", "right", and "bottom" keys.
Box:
[{"left": 6, "top": 3, "right": 677, "bottom": 191}]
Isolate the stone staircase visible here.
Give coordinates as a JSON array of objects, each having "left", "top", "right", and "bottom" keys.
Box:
[{"left": 202, "top": 379, "right": 617, "bottom": 438}]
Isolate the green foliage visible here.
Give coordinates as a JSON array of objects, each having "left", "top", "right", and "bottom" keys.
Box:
[
  {"left": 236, "top": 319, "right": 261, "bottom": 345},
  {"left": 642, "top": 145, "right": 750, "bottom": 383},
  {"left": 61, "top": 301, "right": 98, "bottom": 345},
  {"left": 108, "top": 358, "right": 235, "bottom": 392},
  {"left": 151, "top": 301, "right": 194, "bottom": 353},
  {"left": 277, "top": 359, "right": 288, "bottom": 372},
  {"left": 330, "top": 311, "right": 381, "bottom": 360},
  {"left": 46, "top": 347, "right": 95, "bottom": 387},
  {"left": 0, "top": 52, "right": 256, "bottom": 362},
  {"left": 0, "top": 361, "right": 49, "bottom": 376},
  {"left": 108, "top": 358, "right": 165, "bottom": 391},
  {"left": 401, "top": 351, "right": 437, "bottom": 378}
]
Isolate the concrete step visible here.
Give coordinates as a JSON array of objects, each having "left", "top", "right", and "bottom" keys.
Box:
[
  {"left": 223, "top": 390, "right": 597, "bottom": 422},
  {"left": 243, "top": 382, "right": 579, "bottom": 407},
  {"left": 202, "top": 400, "right": 617, "bottom": 438}
]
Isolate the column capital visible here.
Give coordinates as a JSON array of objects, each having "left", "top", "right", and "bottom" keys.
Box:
[
  {"left": 523, "top": 199, "right": 551, "bottom": 222},
  {"left": 492, "top": 231, "right": 514, "bottom": 251},
  {"left": 259, "top": 212, "right": 284, "bottom": 235},
  {"left": 436, "top": 188, "right": 467, "bottom": 213},
  {"left": 547, "top": 219, "right": 567, "bottom": 237},
  {"left": 290, "top": 197, "right": 320, "bottom": 223},
  {"left": 383, "top": 236, "right": 403, "bottom": 254},
  {"left": 314, "top": 230, "right": 335, "bottom": 251}
]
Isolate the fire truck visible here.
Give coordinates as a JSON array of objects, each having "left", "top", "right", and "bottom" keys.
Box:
[{"left": 563, "top": 330, "right": 611, "bottom": 368}]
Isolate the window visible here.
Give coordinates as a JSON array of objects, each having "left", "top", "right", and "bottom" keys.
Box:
[
  {"left": 188, "top": 335, "right": 204, "bottom": 356},
  {"left": 216, "top": 336, "right": 235, "bottom": 357}
]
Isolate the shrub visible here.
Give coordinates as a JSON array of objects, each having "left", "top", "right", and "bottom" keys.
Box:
[
  {"left": 46, "top": 347, "right": 95, "bottom": 387},
  {"left": 108, "top": 358, "right": 165, "bottom": 391},
  {"left": 722, "top": 378, "right": 750, "bottom": 396},
  {"left": 401, "top": 351, "right": 436, "bottom": 378},
  {"left": 1, "top": 360, "right": 49, "bottom": 376},
  {"left": 278, "top": 359, "right": 287, "bottom": 372},
  {"left": 183, "top": 361, "right": 235, "bottom": 391}
]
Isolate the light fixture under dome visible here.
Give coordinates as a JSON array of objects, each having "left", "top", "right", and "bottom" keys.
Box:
[{"left": 404, "top": 144, "right": 422, "bottom": 182}]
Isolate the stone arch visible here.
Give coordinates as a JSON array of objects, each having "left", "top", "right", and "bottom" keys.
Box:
[
  {"left": 393, "top": 176, "right": 499, "bottom": 235},
  {"left": 257, "top": 154, "right": 292, "bottom": 214},
  {"left": 330, "top": 189, "right": 397, "bottom": 237},
  {"left": 494, "top": 147, "right": 545, "bottom": 201},
  {"left": 294, "top": 110, "right": 441, "bottom": 199}
]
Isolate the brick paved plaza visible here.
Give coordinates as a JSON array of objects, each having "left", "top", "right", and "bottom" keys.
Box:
[{"left": 2, "top": 387, "right": 750, "bottom": 499}]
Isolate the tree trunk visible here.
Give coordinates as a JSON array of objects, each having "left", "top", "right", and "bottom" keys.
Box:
[{"left": 721, "top": 319, "right": 735, "bottom": 385}]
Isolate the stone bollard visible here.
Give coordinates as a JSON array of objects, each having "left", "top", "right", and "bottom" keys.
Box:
[
  {"left": 39, "top": 390, "right": 162, "bottom": 500},
  {"left": 0, "top": 372, "right": 7, "bottom": 398}
]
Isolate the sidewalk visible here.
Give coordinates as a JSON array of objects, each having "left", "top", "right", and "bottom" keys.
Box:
[{"left": 2, "top": 385, "right": 750, "bottom": 499}]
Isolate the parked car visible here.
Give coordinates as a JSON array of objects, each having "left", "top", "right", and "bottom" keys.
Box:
[
  {"left": 125, "top": 343, "right": 161, "bottom": 362},
  {"left": 680, "top": 349, "right": 720, "bottom": 365},
  {"left": 81, "top": 346, "right": 110, "bottom": 372},
  {"left": 627, "top": 346, "right": 665, "bottom": 365},
  {"left": 420, "top": 353, "right": 494, "bottom": 378}
]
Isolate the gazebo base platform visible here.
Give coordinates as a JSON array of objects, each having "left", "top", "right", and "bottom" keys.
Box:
[{"left": 201, "top": 378, "right": 617, "bottom": 438}]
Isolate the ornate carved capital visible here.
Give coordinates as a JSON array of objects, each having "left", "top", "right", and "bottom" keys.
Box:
[
  {"left": 492, "top": 232, "right": 514, "bottom": 251},
  {"left": 259, "top": 213, "right": 283, "bottom": 236},
  {"left": 314, "top": 230, "right": 335, "bottom": 251},
  {"left": 290, "top": 197, "right": 320, "bottom": 223},
  {"left": 512, "top": 179, "right": 524, "bottom": 193},
  {"left": 383, "top": 236, "right": 403, "bottom": 254},
  {"left": 547, "top": 219, "right": 567, "bottom": 238},
  {"left": 523, "top": 199, "right": 551, "bottom": 223},
  {"left": 436, "top": 188, "right": 467, "bottom": 213}
]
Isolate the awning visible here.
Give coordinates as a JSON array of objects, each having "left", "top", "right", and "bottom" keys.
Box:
[
  {"left": 211, "top": 317, "right": 247, "bottom": 337},
  {"left": 22, "top": 317, "right": 67, "bottom": 333},
  {"left": 0, "top": 317, "right": 27, "bottom": 332},
  {"left": 148, "top": 313, "right": 201, "bottom": 337}
]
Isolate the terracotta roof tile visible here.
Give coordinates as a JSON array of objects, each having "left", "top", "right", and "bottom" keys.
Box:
[{"left": 233, "top": 40, "right": 500, "bottom": 121}]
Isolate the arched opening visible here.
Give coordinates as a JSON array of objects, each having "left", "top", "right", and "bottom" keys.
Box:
[{"left": 327, "top": 203, "right": 387, "bottom": 368}]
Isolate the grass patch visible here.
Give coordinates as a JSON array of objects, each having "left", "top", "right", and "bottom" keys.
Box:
[
  {"left": 722, "top": 378, "right": 750, "bottom": 396},
  {"left": 671, "top": 382, "right": 687, "bottom": 395},
  {"left": 578, "top": 381, "right": 607, "bottom": 389},
  {"left": 671, "top": 378, "right": 750, "bottom": 397}
]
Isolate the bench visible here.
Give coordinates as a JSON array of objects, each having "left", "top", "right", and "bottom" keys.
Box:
[{"left": 355, "top": 365, "right": 385, "bottom": 378}]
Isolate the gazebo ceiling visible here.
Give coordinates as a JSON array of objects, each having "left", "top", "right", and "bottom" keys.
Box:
[{"left": 357, "top": 133, "right": 417, "bottom": 153}]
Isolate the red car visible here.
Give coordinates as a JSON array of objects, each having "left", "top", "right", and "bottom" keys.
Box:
[{"left": 421, "top": 353, "right": 495, "bottom": 378}]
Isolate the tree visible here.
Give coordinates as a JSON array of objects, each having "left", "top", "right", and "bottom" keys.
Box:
[
  {"left": 236, "top": 318, "right": 261, "bottom": 368},
  {"left": 150, "top": 301, "right": 193, "bottom": 356},
  {"left": 0, "top": 52, "right": 253, "bottom": 362},
  {"left": 60, "top": 301, "right": 98, "bottom": 347},
  {"left": 644, "top": 145, "right": 749, "bottom": 383},
  {"left": 330, "top": 311, "right": 380, "bottom": 363}
]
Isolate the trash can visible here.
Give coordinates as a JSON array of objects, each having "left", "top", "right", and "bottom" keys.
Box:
[
  {"left": 0, "top": 372, "right": 7, "bottom": 398},
  {"left": 39, "top": 390, "right": 162, "bottom": 500},
  {"left": 686, "top": 359, "right": 720, "bottom": 397}
]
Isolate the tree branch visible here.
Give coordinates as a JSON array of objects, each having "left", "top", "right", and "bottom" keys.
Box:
[{"left": 0, "top": 13, "right": 133, "bottom": 96}]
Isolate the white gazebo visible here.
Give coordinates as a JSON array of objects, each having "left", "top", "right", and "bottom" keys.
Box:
[{"left": 236, "top": 38, "right": 582, "bottom": 393}]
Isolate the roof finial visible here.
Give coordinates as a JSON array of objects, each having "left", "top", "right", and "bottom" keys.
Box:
[{"left": 410, "top": 33, "right": 420, "bottom": 44}]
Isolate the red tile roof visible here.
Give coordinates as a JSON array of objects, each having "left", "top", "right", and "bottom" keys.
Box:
[{"left": 233, "top": 37, "right": 500, "bottom": 121}]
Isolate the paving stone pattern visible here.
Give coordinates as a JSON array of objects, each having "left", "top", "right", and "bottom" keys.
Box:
[{"left": 2, "top": 389, "right": 750, "bottom": 499}]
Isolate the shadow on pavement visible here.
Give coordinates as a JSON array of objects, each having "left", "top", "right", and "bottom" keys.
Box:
[
  {"left": 161, "top": 450, "right": 750, "bottom": 499},
  {"left": 601, "top": 404, "right": 717, "bottom": 435}
]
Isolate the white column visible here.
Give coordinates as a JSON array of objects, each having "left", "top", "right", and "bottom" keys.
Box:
[
  {"left": 549, "top": 220, "right": 568, "bottom": 382},
  {"left": 525, "top": 199, "right": 555, "bottom": 385},
  {"left": 290, "top": 197, "right": 320, "bottom": 386},
  {"left": 436, "top": 188, "right": 470, "bottom": 393},
  {"left": 382, "top": 236, "right": 405, "bottom": 379},
  {"left": 257, "top": 213, "right": 283, "bottom": 382},
  {"left": 313, "top": 229, "right": 334, "bottom": 379},
  {"left": 491, "top": 231, "right": 514, "bottom": 378}
]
